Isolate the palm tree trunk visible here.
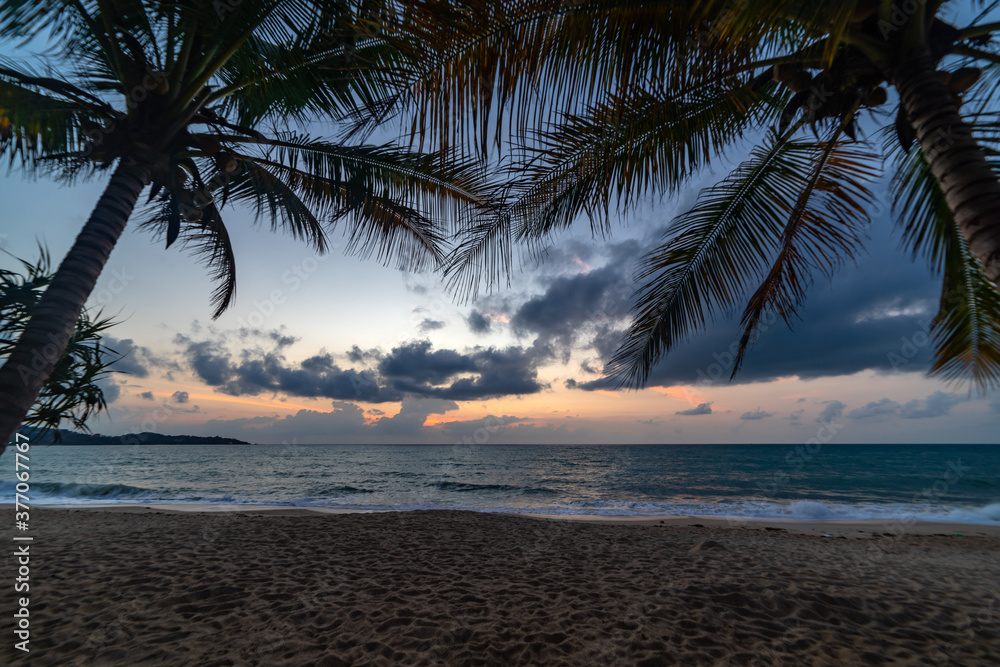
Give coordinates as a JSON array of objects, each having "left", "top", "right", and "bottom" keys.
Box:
[
  {"left": 0, "top": 160, "right": 149, "bottom": 453},
  {"left": 892, "top": 49, "right": 1000, "bottom": 285}
]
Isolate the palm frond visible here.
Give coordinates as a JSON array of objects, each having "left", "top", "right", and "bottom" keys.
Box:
[
  {"left": 368, "top": 0, "right": 785, "bottom": 155},
  {"left": 445, "top": 73, "right": 786, "bottom": 298},
  {"left": 135, "top": 194, "right": 238, "bottom": 318},
  {"left": 223, "top": 159, "right": 330, "bottom": 253},
  {"left": 210, "top": 27, "right": 403, "bottom": 127},
  {"left": 0, "top": 245, "right": 121, "bottom": 437},
  {"left": 892, "top": 144, "right": 1000, "bottom": 390},
  {"left": 182, "top": 205, "right": 238, "bottom": 319},
  {"left": 220, "top": 134, "right": 489, "bottom": 270},
  {"left": 733, "top": 133, "right": 878, "bottom": 376},
  {"left": 0, "top": 63, "right": 110, "bottom": 167},
  {"left": 608, "top": 131, "right": 872, "bottom": 388}
]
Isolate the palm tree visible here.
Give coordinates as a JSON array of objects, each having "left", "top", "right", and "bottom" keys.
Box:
[
  {"left": 0, "top": 0, "right": 488, "bottom": 448},
  {"left": 373, "top": 0, "right": 1000, "bottom": 390},
  {"left": 1, "top": 248, "right": 121, "bottom": 441}
]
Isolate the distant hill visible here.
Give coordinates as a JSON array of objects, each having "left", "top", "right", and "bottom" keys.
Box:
[{"left": 33, "top": 430, "right": 250, "bottom": 445}]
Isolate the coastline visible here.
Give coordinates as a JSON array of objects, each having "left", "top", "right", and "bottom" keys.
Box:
[
  {"left": 5, "top": 502, "right": 999, "bottom": 536},
  {"left": 5, "top": 506, "right": 999, "bottom": 665}
]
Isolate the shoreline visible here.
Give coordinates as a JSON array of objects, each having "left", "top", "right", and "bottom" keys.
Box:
[{"left": 5, "top": 502, "right": 999, "bottom": 536}]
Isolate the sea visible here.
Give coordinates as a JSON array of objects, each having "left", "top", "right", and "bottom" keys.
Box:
[{"left": 2, "top": 444, "right": 999, "bottom": 525}]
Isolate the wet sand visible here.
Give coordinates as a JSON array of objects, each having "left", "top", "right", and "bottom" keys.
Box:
[{"left": 2, "top": 506, "right": 998, "bottom": 665}]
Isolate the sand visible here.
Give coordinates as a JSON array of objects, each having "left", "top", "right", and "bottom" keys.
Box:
[{"left": 3, "top": 507, "right": 999, "bottom": 666}]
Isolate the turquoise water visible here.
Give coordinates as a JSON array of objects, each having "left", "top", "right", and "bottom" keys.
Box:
[{"left": 2, "top": 444, "right": 998, "bottom": 524}]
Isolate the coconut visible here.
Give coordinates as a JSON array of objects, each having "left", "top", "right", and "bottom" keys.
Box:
[
  {"left": 193, "top": 188, "right": 214, "bottom": 207},
  {"left": 215, "top": 152, "right": 238, "bottom": 173}
]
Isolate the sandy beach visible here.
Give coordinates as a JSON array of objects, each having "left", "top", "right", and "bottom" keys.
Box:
[{"left": 3, "top": 507, "right": 999, "bottom": 666}]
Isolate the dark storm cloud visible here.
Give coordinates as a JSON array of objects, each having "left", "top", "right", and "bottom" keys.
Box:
[
  {"left": 175, "top": 335, "right": 402, "bottom": 403},
  {"left": 139, "top": 391, "right": 154, "bottom": 400},
  {"left": 508, "top": 247, "right": 640, "bottom": 360},
  {"left": 460, "top": 239, "right": 641, "bottom": 355},
  {"left": 511, "top": 264, "right": 629, "bottom": 340},
  {"left": 171, "top": 391, "right": 190, "bottom": 404},
  {"left": 566, "top": 223, "right": 943, "bottom": 388},
  {"left": 676, "top": 402, "right": 713, "bottom": 416},
  {"left": 175, "top": 332, "right": 549, "bottom": 403},
  {"left": 225, "top": 353, "right": 399, "bottom": 403},
  {"left": 379, "top": 340, "right": 549, "bottom": 400},
  {"left": 378, "top": 341, "right": 477, "bottom": 384}
]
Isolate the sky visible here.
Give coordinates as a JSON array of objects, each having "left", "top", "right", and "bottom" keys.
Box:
[
  {"left": 3, "top": 157, "right": 998, "bottom": 445},
  {"left": 2, "top": 6, "right": 999, "bottom": 445}
]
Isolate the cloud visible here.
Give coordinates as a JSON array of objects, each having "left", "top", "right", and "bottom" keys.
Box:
[
  {"left": 787, "top": 409, "right": 805, "bottom": 423},
  {"left": 467, "top": 311, "right": 492, "bottom": 334},
  {"left": 510, "top": 262, "right": 633, "bottom": 359},
  {"left": 102, "top": 335, "right": 154, "bottom": 378},
  {"left": 370, "top": 398, "right": 459, "bottom": 436},
  {"left": 171, "top": 391, "right": 190, "bottom": 404},
  {"left": 347, "top": 345, "right": 382, "bottom": 364},
  {"left": 139, "top": 391, "right": 154, "bottom": 400},
  {"left": 899, "top": 391, "right": 965, "bottom": 419},
  {"left": 848, "top": 398, "right": 901, "bottom": 421},
  {"left": 817, "top": 400, "right": 846, "bottom": 423},
  {"left": 193, "top": 400, "right": 526, "bottom": 444},
  {"left": 676, "top": 402, "right": 713, "bottom": 416},
  {"left": 176, "top": 334, "right": 402, "bottom": 403},
  {"left": 377, "top": 340, "right": 478, "bottom": 385},
  {"left": 434, "top": 414, "right": 526, "bottom": 440},
  {"left": 96, "top": 376, "right": 121, "bottom": 404},
  {"left": 102, "top": 335, "right": 182, "bottom": 383},
  {"left": 175, "top": 332, "right": 550, "bottom": 404},
  {"left": 418, "top": 319, "right": 446, "bottom": 333},
  {"left": 740, "top": 408, "right": 773, "bottom": 420},
  {"left": 562, "top": 223, "right": 944, "bottom": 389},
  {"left": 378, "top": 340, "right": 549, "bottom": 401}
]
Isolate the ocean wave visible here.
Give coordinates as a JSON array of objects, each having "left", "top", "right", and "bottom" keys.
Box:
[
  {"left": 312, "top": 485, "right": 375, "bottom": 495},
  {"left": 0, "top": 480, "right": 158, "bottom": 502},
  {"left": 494, "top": 498, "right": 1000, "bottom": 525},
  {"left": 427, "top": 481, "right": 557, "bottom": 495},
  {"left": 3, "top": 481, "right": 996, "bottom": 526}
]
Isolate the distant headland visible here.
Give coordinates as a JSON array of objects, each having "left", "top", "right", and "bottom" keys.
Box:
[{"left": 33, "top": 429, "right": 251, "bottom": 445}]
